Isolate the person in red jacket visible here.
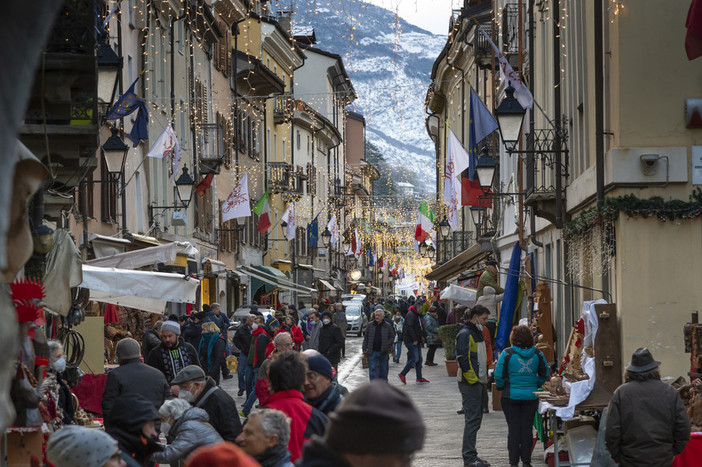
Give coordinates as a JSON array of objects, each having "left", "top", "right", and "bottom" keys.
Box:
[
  {"left": 281, "top": 316, "right": 305, "bottom": 350},
  {"left": 263, "top": 351, "right": 328, "bottom": 462}
]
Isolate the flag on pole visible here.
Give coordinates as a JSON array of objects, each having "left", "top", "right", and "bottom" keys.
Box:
[
  {"left": 195, "top": 173, "right": 215, "bottom": 197},
  {"left": 468, "top": 88, "right": 499, "bottom": 180},
  {"left": 373, "top": 252, "right": 378, "bottom": 265},
  {"left": 146, "top": 124, "right": 183, "bottom": 183},
  {"left": 368, "top": 248, "right": 374, "bottom": 266},
  {"left": 354, "top": 228, "right": 362, "bottom": 256},
  {"left": 307, "top": 216, "right": 319, "bottom": 248},
  {"left": 106, "top": 78, "right": 149, "bottom": 146},
  {"left": 327, "top": 215, "right": 339, "bottom": 247},
  {"left": 281, "top": 204, "right": 295, "bottom": 241},
  {"left": 415, "top": 201, "right": 436, "bottom": 242},
  {"left": 253, "top": 190, "right": 271, "bottom": 233},
  {"left": 222, "top": 173, "right": 251, "bottom": 223},
  {"left": 480, "top": 28, "right": 533, "bottom": 109},
  {"left": 444, "top": 128, "right": 471, "bottom": 230},
  {"left": 378, "top": 256, "right": 384, "bottom": 268}
]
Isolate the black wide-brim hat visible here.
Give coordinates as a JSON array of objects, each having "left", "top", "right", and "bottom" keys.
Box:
[{"left": 626, "top": 347, "right": 661, "bottom": 373}]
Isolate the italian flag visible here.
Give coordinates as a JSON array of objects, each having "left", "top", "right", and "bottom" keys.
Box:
[
  {"left": 415, "top": 201, "right": 436, "bottom": 242},
  {"left": 253, "top": 190, "right": 271, "bottom": 233}
]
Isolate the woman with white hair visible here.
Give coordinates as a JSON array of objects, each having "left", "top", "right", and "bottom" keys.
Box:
[
  {"left": 236, "top": 408, "right": 293, "bottom": 467},
  {"left": 151, "top": 398, "right": 222, "bottom": 466},
  {"left": 43, "top": 339, "right": 74, "bottom": 429}
]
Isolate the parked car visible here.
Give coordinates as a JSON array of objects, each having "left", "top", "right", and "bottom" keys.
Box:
[
  {"left": 228, "top": 306, "right": 276, "bottom": 330},
  {"left": 341, "top": 293, "right": 366, "bottom": 302},
  {"left": 343, "top": 302, "right": 367, "bottom": 337}
]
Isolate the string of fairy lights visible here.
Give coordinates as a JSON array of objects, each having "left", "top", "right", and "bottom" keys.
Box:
[
  {"left": 93, "top": 0, "right": 445, "bottom": 290},
  {"left": 96, "top": 0, "right": 624, "bottom": 292}
]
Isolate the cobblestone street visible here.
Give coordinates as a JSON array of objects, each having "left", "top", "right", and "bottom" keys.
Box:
[{"left": 222, "top": 336, "right": 545, "bottom": 466}]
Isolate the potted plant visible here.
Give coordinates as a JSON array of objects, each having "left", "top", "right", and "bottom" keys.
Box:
[{"left": 438, "top": 324, "right": 458, "bottom": 377}]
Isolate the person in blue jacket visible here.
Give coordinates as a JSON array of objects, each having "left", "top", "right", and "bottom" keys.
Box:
[{"left": 494, "top": 325, "right": 549, "bottom": 467}]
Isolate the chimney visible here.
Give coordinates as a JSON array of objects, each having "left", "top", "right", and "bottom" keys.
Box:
[{"left": 278, "top": 9, "right": 292, "bottom": 34}]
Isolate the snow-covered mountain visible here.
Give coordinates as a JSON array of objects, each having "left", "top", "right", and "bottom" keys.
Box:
[{"left": 289, "top": 0, "right": 447, "bottom": 192}]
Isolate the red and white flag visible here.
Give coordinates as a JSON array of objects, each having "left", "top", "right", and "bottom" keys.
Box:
[
  {"left": 480, "top": 28, "right": 533, "bottom": 109},
  {"left": 222, "top": 173, "right": 251, "bottom": 223},
  {"left": 354, "top": 228, "right": 362, "bottom": 256},
  {"left": 444, "top": 129, "right": 470, "bottom": 230}
]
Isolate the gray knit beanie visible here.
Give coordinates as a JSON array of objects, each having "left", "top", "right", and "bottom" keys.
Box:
[
  {"left": 161, "top": 320, "right": 181, "bottom": 336},
  {"left": 47, "top": 425, "right": 117, "bottom": 467}
]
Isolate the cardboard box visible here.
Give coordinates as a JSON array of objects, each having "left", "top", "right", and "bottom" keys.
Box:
[{"left": 492, "top": 383, "right": 503, "bottom": 411}]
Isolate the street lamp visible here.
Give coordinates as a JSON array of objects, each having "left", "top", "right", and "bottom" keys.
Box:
[
  {"left": 427, "top": 244, "right": 436, "bottom": 259},
  {"left": 321, "top": 227, "right": 332, "bottom": 248},
  {"left": 174, "top": 166, "right": 196, "bottom": 207},
  {"left": 495, "top": 85, "right": 526, "bottom": 152},
  {"left": 97, "top": 38, "right": 121, "bottom": 109},
  {"left": 101, "top": 127, "right": 129, "bottom": 175},
  {"left": 419, "top": 241, "right": 428, "bottom": 257},
  {"left": 439, "top": 216, "right": 451, "bottom": 239},
  {"left": 476, "top": 150, "right": 497, "bottom": 190},
  {"left": 470, "top": 206, "right": 486, "bottom": 233}
]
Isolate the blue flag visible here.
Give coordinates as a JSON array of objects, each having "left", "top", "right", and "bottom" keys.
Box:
[
  {"left": 307, "top": 216, "right": 319, "bottom": 248},
  {"left": 367, "top": 247, "right": 374, "bottom": 266},
  {"left": 106, "top": 78, "right": 143, "bottom": 120},
  {"left": 495, "top": 242, "right": 523, "bottom": 353},
  {"left": 468, "top": 87, "right": 499, "bottom": 180},
  {"left": 127, "top": 103, "right": 149, "bottom": 147}
]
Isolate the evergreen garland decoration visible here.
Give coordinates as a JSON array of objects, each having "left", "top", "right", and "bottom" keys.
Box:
[{"left": 564, "top": 188, "right": 702, "bottom": 240}]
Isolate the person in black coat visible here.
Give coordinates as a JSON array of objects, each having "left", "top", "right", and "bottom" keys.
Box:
[
  {"left": 102, "top": 338, "right": 169, "bottom": 429},
  {"left": 105, "top": 393, "right": 163, "bottom": 467},
  {"left": 182, "top": 312, "right": 205, "bottom": 350},
  {"left": 146, "top": 320, "right": 200, "bottom": 384},
  {"left": 398, "top": 306, "right": 429, "bottom": 384},
  {"left": 318, "top": 311, "right": 344, "bottom": 369},
  {"left": 171, "top": 365, "right": 242, "bottom": 442},
  {"left": 141, "top": 321, "right": 162, "bottom": 358},
  {"left": 233, "top": 315, "right": 254, "bottom": 397}
]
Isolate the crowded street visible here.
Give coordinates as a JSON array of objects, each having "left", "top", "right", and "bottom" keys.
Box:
[{"left": 2, "top": 0, "right": 702, "bottom": 466}]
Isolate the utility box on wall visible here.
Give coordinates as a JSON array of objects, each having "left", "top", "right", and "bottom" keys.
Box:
[{"left": 606, "top": 147, "right": 688, "bottom": 185}]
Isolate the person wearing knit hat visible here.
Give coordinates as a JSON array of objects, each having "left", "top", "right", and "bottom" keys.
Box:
[
  {"left": 298, "top": 380, "right": 425, "bottom": 467},
  {"left": 160, "top": 320, "right": 181, "bottom": 336},
  {"left": 146, "top": 318, "right": 199, "bottom": 384},
  {"left": 302, "top": 350, "right": 342, "bottom": 415},
  {"left": 105, "top": 394, "right": 163, "bottom": 466},
  {"left": 47, "top": 425, "right": 124, "bottom": 467},
  {"left": 184, "top": 442, "right": 259, "bottom": 467},
  {"left": 102, "top": 338, "right": 169, "bottom": 429}
]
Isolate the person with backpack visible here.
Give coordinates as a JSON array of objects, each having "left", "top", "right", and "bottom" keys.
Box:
[{"left": 494, "top": 325, "right": 550, "bottom": 467}]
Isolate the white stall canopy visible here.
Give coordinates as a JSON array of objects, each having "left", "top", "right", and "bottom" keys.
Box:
[
  {"left": 440, "top": 284, "right": 477, "bottom": 306},
  {"left": 85, "top": 242, "right": 198, "bottom": 270},
  {"left": 80, "top": 265, "right": 200, "bottom": 314}
]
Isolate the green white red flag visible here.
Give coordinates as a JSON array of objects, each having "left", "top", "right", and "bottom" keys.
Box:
[
  {"left": 415, "top": 201, "right": 436, "bottom": 242},
  {"left": 253, "top": 190, "right": 271, "bottom": 233}
]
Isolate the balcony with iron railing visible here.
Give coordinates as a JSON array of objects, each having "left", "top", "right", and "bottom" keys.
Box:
[
  {"left": 196, "top": 123, "right": 224, "bottom": 175},
  {"left": 273, "top": 95, "right": 293, "bottom": 124}
]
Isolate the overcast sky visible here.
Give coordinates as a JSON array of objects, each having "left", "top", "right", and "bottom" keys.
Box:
[{"left": 363, "top": 0, "right": 462, "bottom": 36}]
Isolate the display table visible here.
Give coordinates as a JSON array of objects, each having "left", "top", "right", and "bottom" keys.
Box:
[{"left": 673, "top": 433, "right": 702, "bottom": 466}]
